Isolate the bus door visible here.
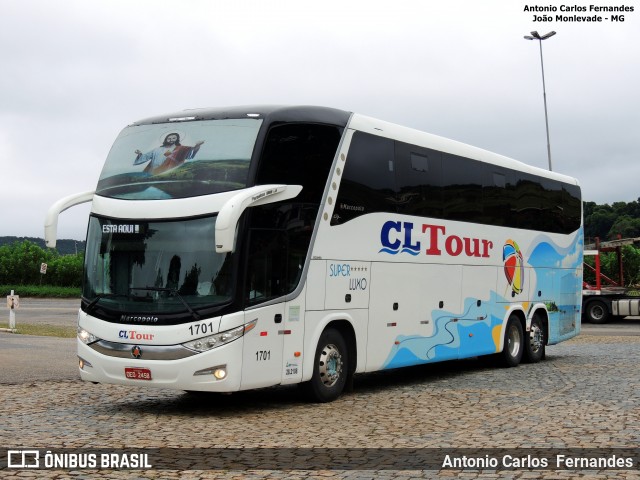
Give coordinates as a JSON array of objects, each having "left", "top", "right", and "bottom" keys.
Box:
[
  {"left": 240, "top": 299, "right": 305, "bottom": 388},
  {"left": 241, "top": 302, "right": 286, "bottom": 389},
  {"left": 240, "top": 228, "right": 288, "bottom": 389}
]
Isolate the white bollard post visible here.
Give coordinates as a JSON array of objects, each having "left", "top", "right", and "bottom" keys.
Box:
[{"left": 8, "top": 289, "right": 16, "bottom": 330}]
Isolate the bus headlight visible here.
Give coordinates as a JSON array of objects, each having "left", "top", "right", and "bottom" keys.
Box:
[
  {"left": 182, "top": 319, "right": 257, "bottom": 353},
  {"left": 193, "top": 364, "right": 227, "bottom": 379},
  {"left": 78, "top": 327, "right": 100, "bottom": 345},
  {"left": 78, "top": 356, "right": 93, "bottom": 370}
]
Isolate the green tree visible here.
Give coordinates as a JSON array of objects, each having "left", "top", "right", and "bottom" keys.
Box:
[
  {"left": 48, "top": 254, "right": 84, "bottom": 287},
  {"left": 0, "top": 240, "right": 83, "bottom": 287},
  {"left": 585, "top": 245, "right": 640, "bottom": 288},
  {"left": 584, "top": 208, "right": 616, "bottom": 240},
  {"left": 608, "top": 216, "right": 640, "bottom": 239},
  {"left": 620, "top": 245, "right": 640, "bottom": 286}
]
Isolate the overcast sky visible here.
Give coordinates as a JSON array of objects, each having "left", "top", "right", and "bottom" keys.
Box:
[{"left": 2, "top": 0, "right": 638, "bottom": 240}]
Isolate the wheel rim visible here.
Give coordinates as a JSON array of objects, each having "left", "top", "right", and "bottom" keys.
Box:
[
  {"left": 529, "top": 323, "right": 543, "bottom": 353},
  {"left": 318, "top": 343, "right": 343, "bottom": 388},
  {"left": 507, "top": 324, "right": 521, "bottom": 358},
  {"left": 591, "top": 305, "right": 605, "bottom": 320}
]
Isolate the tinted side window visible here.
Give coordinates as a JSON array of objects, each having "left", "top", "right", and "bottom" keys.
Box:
[
  {"left": 563, "top": 184, "right": 582, "bottom": 232},
  {"left": 513, "top": 173, "right": 542, "bottom": 231},
  {"left": 484, "top": 168, "right": 514, "bottom": 227},
  {"left": 244, "top": 229, "right": 288, "bottom": 305},
  {"left": 442, "top": 154, "right": 484, "bottom": 222},
  {"left": 331, "top": 131, "right": 581, "bottom": 234},
  {"left": 256, "top": 123, "right": 342, "bottom": 205},
  {"left": 511, "top": 174, "right": 579, "bottom": 234},
  {"left": 332, "top": 131, "right": 395, "bottom": 225},
  {"left": 394, "top": 142, "right": 443, "bottom": 218},
  {"left": 540, "top": 178, "right": 564, "bottom": 233},
  {"left": 245, "top": 123, "right": 343, "bottom": 305}
]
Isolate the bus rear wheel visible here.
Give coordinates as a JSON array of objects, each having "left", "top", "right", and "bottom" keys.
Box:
[
  {"left": 498, "top": 316, "right": 523, "bottom": 368},
  {"left": 523, "top": 315, "right": 545, "bottom": 363},
  {"left": 302, "top": 328, "right": 348, "bottom": 403}
]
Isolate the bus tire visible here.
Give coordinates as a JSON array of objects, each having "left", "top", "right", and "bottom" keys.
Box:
[
  {"left": 523, "top": 314, "right": 545, "bottom": 363},
  {"left": 585, "top": 300, "right": 609, "bottom": 324},
  {"left": 302, "top": 328, "right": 348, "bottom": 403},
  {"left": 498, "top": 316, "right": 523, "bottom": 368}
]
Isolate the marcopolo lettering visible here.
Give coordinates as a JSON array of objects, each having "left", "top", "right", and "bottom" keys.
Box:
[
  {"left": 120, "top": 314, "right": 159, "bottom": 323},
  {"left": 379, "top": 220, "right": 494, "bottom": 258}
]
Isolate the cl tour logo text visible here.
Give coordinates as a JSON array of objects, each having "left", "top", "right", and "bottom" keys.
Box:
[{"left": 379, "top": 221, "right": 494, "bottom": 258}]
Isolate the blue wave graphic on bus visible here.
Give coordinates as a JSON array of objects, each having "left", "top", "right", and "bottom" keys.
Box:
[
  {"left": 526, "top": 232, "right": 583, "bottom": 270},
  {"left": 381, "top": 232, "right": 584, "bottom": 370},
  {"left": 383, "top": 295, "right": 504, "bottom": 369},
  {"left": 526, "top": 232, "right": 583, "bottom": 339},
  {"left": 378, "top": 246, "right": 421, "bottom": 256}
]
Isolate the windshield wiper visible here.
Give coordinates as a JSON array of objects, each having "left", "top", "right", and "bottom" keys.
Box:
[
  {"left": 130, "top": 287, "right": 201, "bottom": 321},
  {"left": 85, "top": 293, "right": 129, "bottom": 314}
]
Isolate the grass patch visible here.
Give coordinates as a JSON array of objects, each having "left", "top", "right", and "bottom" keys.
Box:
[
  {"left": 0, "top": 285, "right": 81, "bottom": 298},
  {"left": 0, "top": 322, "right": 76, "bottom": 338}
]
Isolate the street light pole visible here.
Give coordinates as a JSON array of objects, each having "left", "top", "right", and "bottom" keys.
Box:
[{"left": 524, "top": 30, "right": 556, "bottom": 171}]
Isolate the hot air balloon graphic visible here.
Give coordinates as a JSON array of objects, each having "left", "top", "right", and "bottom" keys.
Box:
[{"left": 503, "top": 239, "right": 524, "bottom": 297}]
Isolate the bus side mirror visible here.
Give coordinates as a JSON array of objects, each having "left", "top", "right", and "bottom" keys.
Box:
[
  {"left": 44, "top": 190, "right": 95, "bottom": 248},
  {"left": 215, "top": 184, "right": 302, "bottom": 253}
]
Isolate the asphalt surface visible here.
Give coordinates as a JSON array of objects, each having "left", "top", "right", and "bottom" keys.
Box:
[
  {"left": 1, "top": 299, "right": 639, "bottom": 478},
  {"left": 2, "top": 297, "right": 80, "bottom": 327},
  {"left": 0, "top": 298, "right": 79, "bottom": 383}
]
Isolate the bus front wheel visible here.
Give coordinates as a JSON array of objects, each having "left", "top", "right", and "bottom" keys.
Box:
[{"left": 302, "top": 328, "right": 348, "bottom": 403}]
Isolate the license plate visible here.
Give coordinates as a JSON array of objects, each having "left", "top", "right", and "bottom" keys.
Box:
[{"left": 125, "top": 367, "right": 152, "bottom": 381}]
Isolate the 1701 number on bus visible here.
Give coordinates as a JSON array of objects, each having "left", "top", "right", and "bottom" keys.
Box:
[{"left": 256, "top": 350, "right": 271, "bottom": 361}]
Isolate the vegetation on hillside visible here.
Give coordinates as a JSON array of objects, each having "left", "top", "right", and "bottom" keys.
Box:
[
  {"left": 0, "top": 236, "right": 85, "bottom": 255},
  {"left": 584, "top": 199, "right": 640, "bottom": 241}
]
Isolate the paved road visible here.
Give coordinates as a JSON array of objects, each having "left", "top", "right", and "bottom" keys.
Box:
[
  {"left": 2, "top": 299, "right": 640, "bottom": 478},
  {"left": 583, "top": 316, "right": 640, "bottom": 336},
  {"left": 0, "top": 333, "right": 77, "bottom": 383},
  {"left": 2, "top": 297, "right": 80, "bottom": 327},
  {"left": 1, "top": 335, "right": 639, "bottom": 478}
]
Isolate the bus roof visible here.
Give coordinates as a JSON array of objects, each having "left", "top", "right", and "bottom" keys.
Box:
[
  {"left": 348, "top": 113, "right": 579, "bottom": 186},
  {"left": 130, "top": 105, "right": 352, "bottom": 128}
]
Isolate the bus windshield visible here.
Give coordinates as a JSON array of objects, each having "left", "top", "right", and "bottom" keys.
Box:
[
  {"left": 83, "top": 215, "right": 234, "bottom": 319},
  {"left": 96, "top": 118, "right": 262, "bottom": 200}
]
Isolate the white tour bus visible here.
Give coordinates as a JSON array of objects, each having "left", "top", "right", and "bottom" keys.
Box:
[{"left": 46, "top": 106, "right": 582, "bottom": 402}]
